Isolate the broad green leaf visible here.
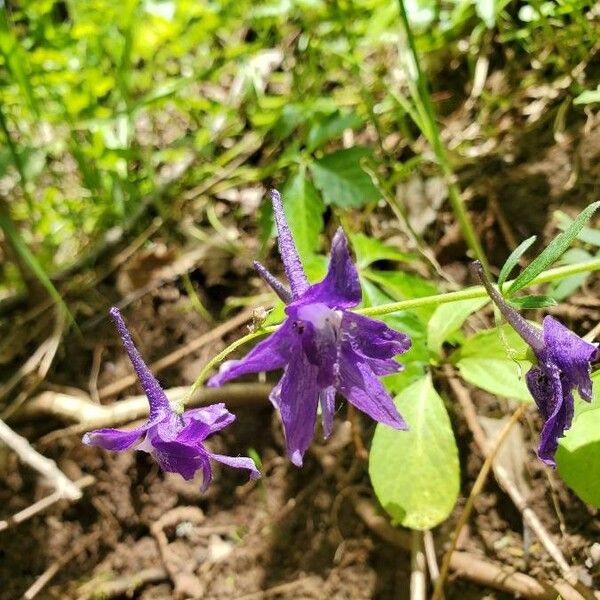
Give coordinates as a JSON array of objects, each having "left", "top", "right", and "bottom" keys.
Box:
[
  {"left": 309, "top": 147, "right": 380, "bottom": 208},
  {"left": 427, "top": 297, "right": 489, "bottom": 357},
  {"left": 306, "top": 111, "right": 362, "bottom": 153},
  {"left": 282, "top": 169, "right": 325, "bottom": 257},
  {"left": 363, "top": 269, "right": 438, "bottom": 321},
  {"left": 350, "top": 233, "right": 413, "bottom": 270},
  {"left": 508, "top": 202, "right": 600, "bottom": 294},
  {"left": 557, "top": 372, "right": 600, "bottom": 507},
  {"left": 453, "top": 324, "right": 532, "bottom": 401},
  {"left": 508, "top": 295, "right": 557, "bottom": 309},
  {"left": 497, "top": 235, "right": 536, "bottom": 288},
  {"left": 369, "top": 375, "right": 460, "bottom": 530}
]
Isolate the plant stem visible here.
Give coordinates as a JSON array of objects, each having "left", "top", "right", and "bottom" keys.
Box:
[
  {"left": 359, "top": 256, "right": 600, "bottom": 317},
  {"left": 182, "top": 326, "right": 278, "bottom": 408},
  {"left": 183, "top": 256, "right": 600, "bottom": 405},
  {"left": 395, "top": 0, "right": 489, "bottom": 272}
]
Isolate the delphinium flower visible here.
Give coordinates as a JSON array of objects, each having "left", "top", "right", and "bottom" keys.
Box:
[
  {"left": 473, "top": 261, "right": 598, "bottom": 466},
  {"left": 209, "top": 190, "right": 411, "bottom": 466},
  {"left": 83, "top": 307, "right": 259, "bottom": 490}
]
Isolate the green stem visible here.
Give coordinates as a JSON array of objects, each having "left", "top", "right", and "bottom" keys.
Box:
[
  {"left": 181, "top": 326, "right": 278, "bottom": 409},
  {"left": 182, "top": 256, "right": 600, "bottom": 406},
  {"left": 396, "top": 0, "right": 489, "bottom": 273},
  {"left": 359, "top": 256, "right": 600, "bottom": 317}
]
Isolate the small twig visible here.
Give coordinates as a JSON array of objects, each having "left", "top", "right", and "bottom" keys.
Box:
[
  {"left": 20, "top": 383, "right": 271, "bottom": 442},
  {"left": 233, "top": 576, "right": 322, "bottom": 600},
  {"left": 346, "top": 404, "right": 368, "bottom": 461},
  {"left": 88, "top": 344, "right": 104, "bottom": 404},
  {"left": 432, "top": 403, "right": 526, "bottom": 600},
  {"left": 410, "top": 530, "right": 427, "bottom": 600},
  {"left": 444, "top": 368, "right": 598, "bottom": 599},
  {"left": 0, "top": 419, "right": 81, "bottom": 500},
  {"left": 351, "top": 493, "right": 556, "bottom": 599},
  {"left": 78, "top": 567, "right": 168, "bottom": 600},
  {"left": 423, "top": 530, "right": 440, "bottom": 584},
  {"left": 23, "top": 530, "right": 101, "bottom": 599},
  {"left": 97, "top": 304, "right": 259, "bottom": 399},
  {"left": 150, "top": 507, "right": 205, "bottom": 599},
  {"left": 0, "top": 475, "right": 94, "bottom": 533}
]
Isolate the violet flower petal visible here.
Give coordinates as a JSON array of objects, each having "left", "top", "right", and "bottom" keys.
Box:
[
  {"left": 82, "top": 424, "right": 151, "bottom": 451},
  {"left": 207, "top": 320, "right": 296, "bottom": 387},
  {"left": 254, "top": 260, "right": 292, "bottom": 303},
  {"left": 271, "top": 189, "right": 309, "bottom": 299},
  {"left": 274, "top": 353, "right": 320, "bottom": 466},
  {"left": 526, "top": 364, "right": 573, "bottom": 467},
  {"left": 177, "top": 404, "right": 236, "bottom": 443},
  {"left": 543, "top": 316, "right": 598, "bottom": 401},
  {"left": 337, "top": 346, "right": 408, "bottom": 430},
  {"left": 151, "top": 440, "right": 210, "bottom": 480},
  {"left": 210, "top": 453, "right": 261, "bottom": 480},
  {"left": 319, "top": 387, "right": 336, "bottom": 438},
  {"left": 293, "top": 228, "right": 361, "bottom": 309}
]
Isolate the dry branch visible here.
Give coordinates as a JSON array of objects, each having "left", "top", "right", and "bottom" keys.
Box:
[
  {"left": 351, "top": 493, "right": 556, "bottom": 599},
  {"left": 20, "top": 382, "right": 272, "bottom": 431},
  {"left": 0, "top": 475, "right": 94, "bottom": 533},
  {"left": 0, "top": 419, "right": 81, "bottom": 500}
]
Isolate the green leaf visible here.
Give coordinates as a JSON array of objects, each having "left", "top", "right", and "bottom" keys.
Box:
[
  {"left": 282, "top": 169, "right": 325, "bottom": 257},
  {"left": 363, "top": 269, "right": 438, "bottom": 321},
  {"left": 547, "top": 248, "right": 595, "bottom": 301},
  {"left": 453, "top": 324, "right": 532, "bottom": 401},
  {"left": 306, "top": 111, "right": 362, "bottom": 153},
  {"left": 350, "top": 233, "right": 413, "bottom": 270},
  {"left": 427, "top": 297, "right": 489, "bottom": 357},
  {"left": 574, "top": 86, "right": 600, "bottom": 106},
  {"left": 309, "top": 147, "right": 380, "bottom": 208},
  {"left": 557, "top": 372, "right": 600, "bottom": 507},
  {"left": 555, "top": 211, "right": 600, "bottom": 247},
  {"left": 508, "top": 295, "right": 557, "bottom": 309},
  {"left": 508, "top": 202, "right": 600, "bottom": 294},
  {"left": 497, "top": 235, "right": 536, "bottom": 288},
  {"left": 369, "top": 375, "right": 460, "bottom": 530},
  {"left": 0, "top": 203, "right": 72, "bottom": 322}
]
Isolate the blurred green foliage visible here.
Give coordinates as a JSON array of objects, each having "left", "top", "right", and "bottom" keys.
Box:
[{"left": 1, "top": 0, "right": 598, "bottom": 294}]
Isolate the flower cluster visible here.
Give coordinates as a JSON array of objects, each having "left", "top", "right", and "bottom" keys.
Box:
[
  {"left": 473, "top": 261, "right": 599, "bottom": 466},
  {"left": 84, "top": 191, "right": 598, "bottom": 488}
]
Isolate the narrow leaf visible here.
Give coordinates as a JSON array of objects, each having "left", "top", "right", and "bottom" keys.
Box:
[
  {"left": 508, "top": 295, "right": 557, "bottom": 309},
  {"left": 509, "top": 202, "right": 600, "bottom": 294},
  {"left": 0, "top": 203, "right": 72, "bottom": 321},
  {"left": 497, "top": 235, "right": 536, "bottom": 288}
]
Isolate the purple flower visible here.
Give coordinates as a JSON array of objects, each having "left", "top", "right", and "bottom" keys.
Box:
[
  {"left": 473, "top": 261, "right": 598, "bottom": 467},
  {"left": 82, "top": 307, "right": 260, "bottom": 491},
  {"left": 208, "top": 190, "right": 411, "bottom": 466}
]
